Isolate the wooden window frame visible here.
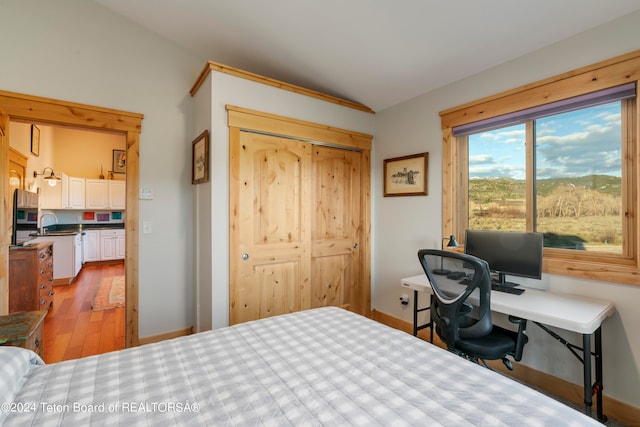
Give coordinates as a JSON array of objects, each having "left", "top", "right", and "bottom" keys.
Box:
[{"left": 440, "top": 50, "right": 640, "bottom": 286}]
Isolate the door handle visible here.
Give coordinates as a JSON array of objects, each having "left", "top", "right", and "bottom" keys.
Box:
[
  {"left": 242, "top": 253, "right": 250, "bottom": 261},
  {"left": 353, "top": 243, "right": 359, "bottom": 249}
]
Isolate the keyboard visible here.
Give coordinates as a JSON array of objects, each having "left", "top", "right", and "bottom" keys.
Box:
[{"left": 491, "top": 283, "right": 525, "bottom": 295}]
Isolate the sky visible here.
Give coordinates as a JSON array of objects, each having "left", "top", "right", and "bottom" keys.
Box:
[{"left": 468, "top": 102, "right": 622, "bottom": 180}]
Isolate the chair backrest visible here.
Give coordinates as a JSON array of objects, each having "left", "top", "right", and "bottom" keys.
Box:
[{"left": 417, "top": 249, "right": 493, "bottom": 349}]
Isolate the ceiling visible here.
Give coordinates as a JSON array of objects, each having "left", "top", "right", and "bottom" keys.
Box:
[{"left": 94, "top": 0, "right": 640, "bottom": 112}]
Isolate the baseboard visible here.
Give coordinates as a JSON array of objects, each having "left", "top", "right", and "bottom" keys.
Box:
[
  {"left": 371, "top": 309, "right": 640, "bottom": 426},
  {"left": 138, "top": 327, "right": 194, "bottom": 346}
]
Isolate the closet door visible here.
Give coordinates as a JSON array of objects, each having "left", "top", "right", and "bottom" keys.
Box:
[
  {"left": 230, "top": 131, "right": 312, "bottom": 325},
  {"left": 310, "top": 146, "right": 360, "bottom": 309}
]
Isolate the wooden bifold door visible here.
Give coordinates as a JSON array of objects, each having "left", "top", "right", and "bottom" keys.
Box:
[{"left": 228, "top": 106, "right": 371, "bottom": 325}]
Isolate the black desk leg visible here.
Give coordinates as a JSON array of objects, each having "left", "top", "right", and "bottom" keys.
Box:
[
  {"left": 582, "top": 328, "right": 606, "bottom": 421},
  {"left": 595, "top": 327, "right": 605, "bottom": 422},
  {"left": 413, "top": 290, "right": 418, "bottom": 336},
  {"left": 583, "top": 333, "right": 592, "bottom": 417}
]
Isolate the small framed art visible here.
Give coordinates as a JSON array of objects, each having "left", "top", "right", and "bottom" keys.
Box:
[
  {"left": 112, "top": 149, "right": 126, "bottom": 174},
  {"left": 31, "top": 125, "right": 40, "bottom": 156},
  {"left": 383, "top": 152, "right": 428, "bottom": 197},
  {"left": 192, "top": 130, "right": 209, "bottom": 185}
]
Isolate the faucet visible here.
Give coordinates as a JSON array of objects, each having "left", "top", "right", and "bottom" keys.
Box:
[{"left": 38, "top": 212, "right": 58, "bottom": 234}]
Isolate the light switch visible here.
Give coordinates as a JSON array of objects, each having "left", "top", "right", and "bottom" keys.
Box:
[
  {"left": 140, "top": 188, "right": 154, "bottom": 199},
  {"left": 143, "top": 221, "right": 152, "bottom": 234}
]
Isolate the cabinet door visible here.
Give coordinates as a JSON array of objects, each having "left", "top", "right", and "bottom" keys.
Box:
[
  {"left": 100, "top": 233, "right": 117, "bottom": 260},
  {"left": 38, "top": 177, "right": 62, "bottom": 209},
  {"left": 68, "top": 177, "right": 85, "bottom": 209},
  {"left": 83, "top": 231, "right": 100, "bottom": 263},
  {"left": 85, "top": 179, "right": 108, "bottom": 209},
  {"left": 116, "top": 233, "right": 126, "bottom": 259},
  {"left": 108, "top": 181, "right": 125, "bottom": 209}
]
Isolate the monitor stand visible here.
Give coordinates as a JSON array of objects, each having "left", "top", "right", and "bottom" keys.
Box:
[{"left": 491, "top": 272, "right": 520, "bottom": 288}]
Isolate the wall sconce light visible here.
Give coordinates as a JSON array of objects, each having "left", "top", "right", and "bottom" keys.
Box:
[
  {"left": 432, "top": 234, "right": 460, "bottom": 275},
  {"left": 34, "top": 167, "right": 61, "bottom": 187}
]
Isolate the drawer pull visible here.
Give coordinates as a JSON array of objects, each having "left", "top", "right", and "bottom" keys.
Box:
[
  {"left": 40, "top": 284, "right": 47, "bottom": 289},
  {"left": 49, "top": 291, "right": 54, "bottom": 296},
  {"left": 34, "top": 338, "right": 40, "bottom": 348},
  {"left": 39, "top": 253, "right": 46, "bottom": 259},
  {"left": 40, "top": 299, "right": 47, "bottom": 306},
  {"left": 40, "top": 269, "right": 46, "bottom": 274}
]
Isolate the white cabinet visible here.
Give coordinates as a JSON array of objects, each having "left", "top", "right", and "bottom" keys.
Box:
[
  {"left": 83, "top": 230, "right": 100, "bottom": 263},
  {"left": 84, "top": 229, "right": 125, "bottom": 262},
  {"left": 39, "top": 174, "right": 85, "bottom": 210},
  {"left": 63, "top": 176, "right": 85, "bottom": 209},
  {"left": 100, "top": 229, "right": 125, "bottom": 260},
  {"left": 85, "top": 179, "right": 108, "bottom": 209},
  {"left": 108, "top": 181, "right": 125, "bottom": 209},
  {"left": 73, "top": 233, "right": 83, "bottom": 276},
  {"left": 38, "top": 177, "right": 62, "bottom": 209},
  {"left": 86, "top": 180, "right": 125, "bottom": 210}
]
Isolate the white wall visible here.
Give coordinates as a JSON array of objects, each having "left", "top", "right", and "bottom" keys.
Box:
[
  {"left": 194, "top": 70, "right": 375, "bottom": 329},
  {"left": 373, "top": 11, "right": 640, "bottom": 407},
  {"left": 0, "top": 0, "right": 204, "bottom": 337}
]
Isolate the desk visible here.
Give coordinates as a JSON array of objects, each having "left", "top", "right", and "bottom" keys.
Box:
[{"left": 401, "top": 274, "right": 615, "bottom": 421}]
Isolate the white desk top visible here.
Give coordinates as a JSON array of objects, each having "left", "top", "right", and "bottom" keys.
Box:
[{"left": 401, "top": 274, "right": 615, "bottom": 334}]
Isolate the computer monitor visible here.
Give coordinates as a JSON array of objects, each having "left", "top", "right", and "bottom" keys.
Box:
[{"left": 464, "top": 230, "right": 543, "bottom": 287}]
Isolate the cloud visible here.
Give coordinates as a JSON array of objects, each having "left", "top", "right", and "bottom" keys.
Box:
[{"left": 469, "top": 103, "right": 622, "bottom": 180}]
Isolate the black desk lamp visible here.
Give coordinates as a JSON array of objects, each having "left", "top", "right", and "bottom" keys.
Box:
[{"left": 432, "top": 234, "right": 459, "bottom": 275}]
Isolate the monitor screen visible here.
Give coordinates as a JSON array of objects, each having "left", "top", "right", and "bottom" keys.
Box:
[{"left": 464, "top": 230, "right": 543, "bottom": 285}]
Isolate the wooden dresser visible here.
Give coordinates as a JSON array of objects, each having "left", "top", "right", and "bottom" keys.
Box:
[
  {"left": 0, "top": 310, "right": 47, "bottom": 357},
  {"left": 9, "top": 242, "right": 54, "bottom": 313}
]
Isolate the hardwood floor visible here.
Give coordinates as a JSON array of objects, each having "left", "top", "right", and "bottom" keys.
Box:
[{"left": 43, "top": 263, "right": 125, "bottom": 363}]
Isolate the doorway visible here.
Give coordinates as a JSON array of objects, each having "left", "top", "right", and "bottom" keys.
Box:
[{"left": 0, "top": 91, "right": 142, "bottom": 347}]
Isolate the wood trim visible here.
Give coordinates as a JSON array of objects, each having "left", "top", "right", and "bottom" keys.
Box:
[
  {"left": 0, "top": 108, "right": 8, "bottom": 314},
  {"left": 371, "top": 309, "right": 640, "bottom": 426},
  {"left": 227, "top": 105, "right": 373, "bottom": 151},
  {"left": 191, "top": 61, "right": 375, "bottom": 114},
  {"left": 137, "top": 327, "right": 193, "bottom": 346},
  {"left": 440, "top": 49, "right": 640, "bottom": 128},
  {"left": 0, "top": 91, "right": 142, "bottom": 347}
]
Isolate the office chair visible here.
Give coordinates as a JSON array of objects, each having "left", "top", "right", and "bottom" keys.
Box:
[{"left": 417, "top": 249, "right": 528, "bottom": 370}]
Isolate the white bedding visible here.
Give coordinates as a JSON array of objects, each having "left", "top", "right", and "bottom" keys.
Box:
[{"left": 1, "top": 307, "right": 600, "bottom": 426}]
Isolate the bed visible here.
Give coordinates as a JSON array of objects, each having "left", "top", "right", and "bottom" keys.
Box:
[{"left": 1, "top": 307, "right": 600, "bottom": 426}]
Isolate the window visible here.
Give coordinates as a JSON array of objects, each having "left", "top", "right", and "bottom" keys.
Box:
[
  {"left": 440, "top": 51, "right": 640, "bottom": 285},
  {"left": 465, "top": 101, "right": 625, "bottom": 254}
]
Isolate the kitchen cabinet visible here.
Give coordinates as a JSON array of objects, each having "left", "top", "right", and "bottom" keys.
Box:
[
  {"left": 86, "top": 180, "right": 123, "bottom": 209},
  {"left": 85, "top": 179, "right": 108, "bottom": 209},
  {"left": 83, "top": 230, "right": 100, "bottom": 263},
  {"left": 109, "top": 181, "right": 125, "bottom": 209},
  {"left": 8, "top": 243, "right": 54, "bottom": 313},
  {"left": 73, "top": 233, "right": 83, "bottom": 276},
  {"left": 63, "top": 175, "right": 85, "bottom": 209},
  {"left": 39, "top": 173, "right": 85, "bottom": 209},
  {"left": 83, "top": 229, "right": 125, "bottom": 262},
  {"left": 100, "top": 229, "right": 125, "bottom": 260}
]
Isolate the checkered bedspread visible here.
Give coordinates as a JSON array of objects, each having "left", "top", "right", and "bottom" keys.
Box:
[{"left": 4, "top": 307, "right": 599, "bottom": 426}]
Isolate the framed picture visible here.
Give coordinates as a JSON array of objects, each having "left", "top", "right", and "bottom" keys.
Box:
[
  {"left": 112, "top": 149, "right": 126, "bottom": 174},
  {"left": 383, "top": 152, "right": 428, "bottom": 197},
  {"left": 31, "top": 125, "right": 40, "bottom": 156},
  {"left": 192, "top": 130, "right": 209, "bottom": 185}
]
